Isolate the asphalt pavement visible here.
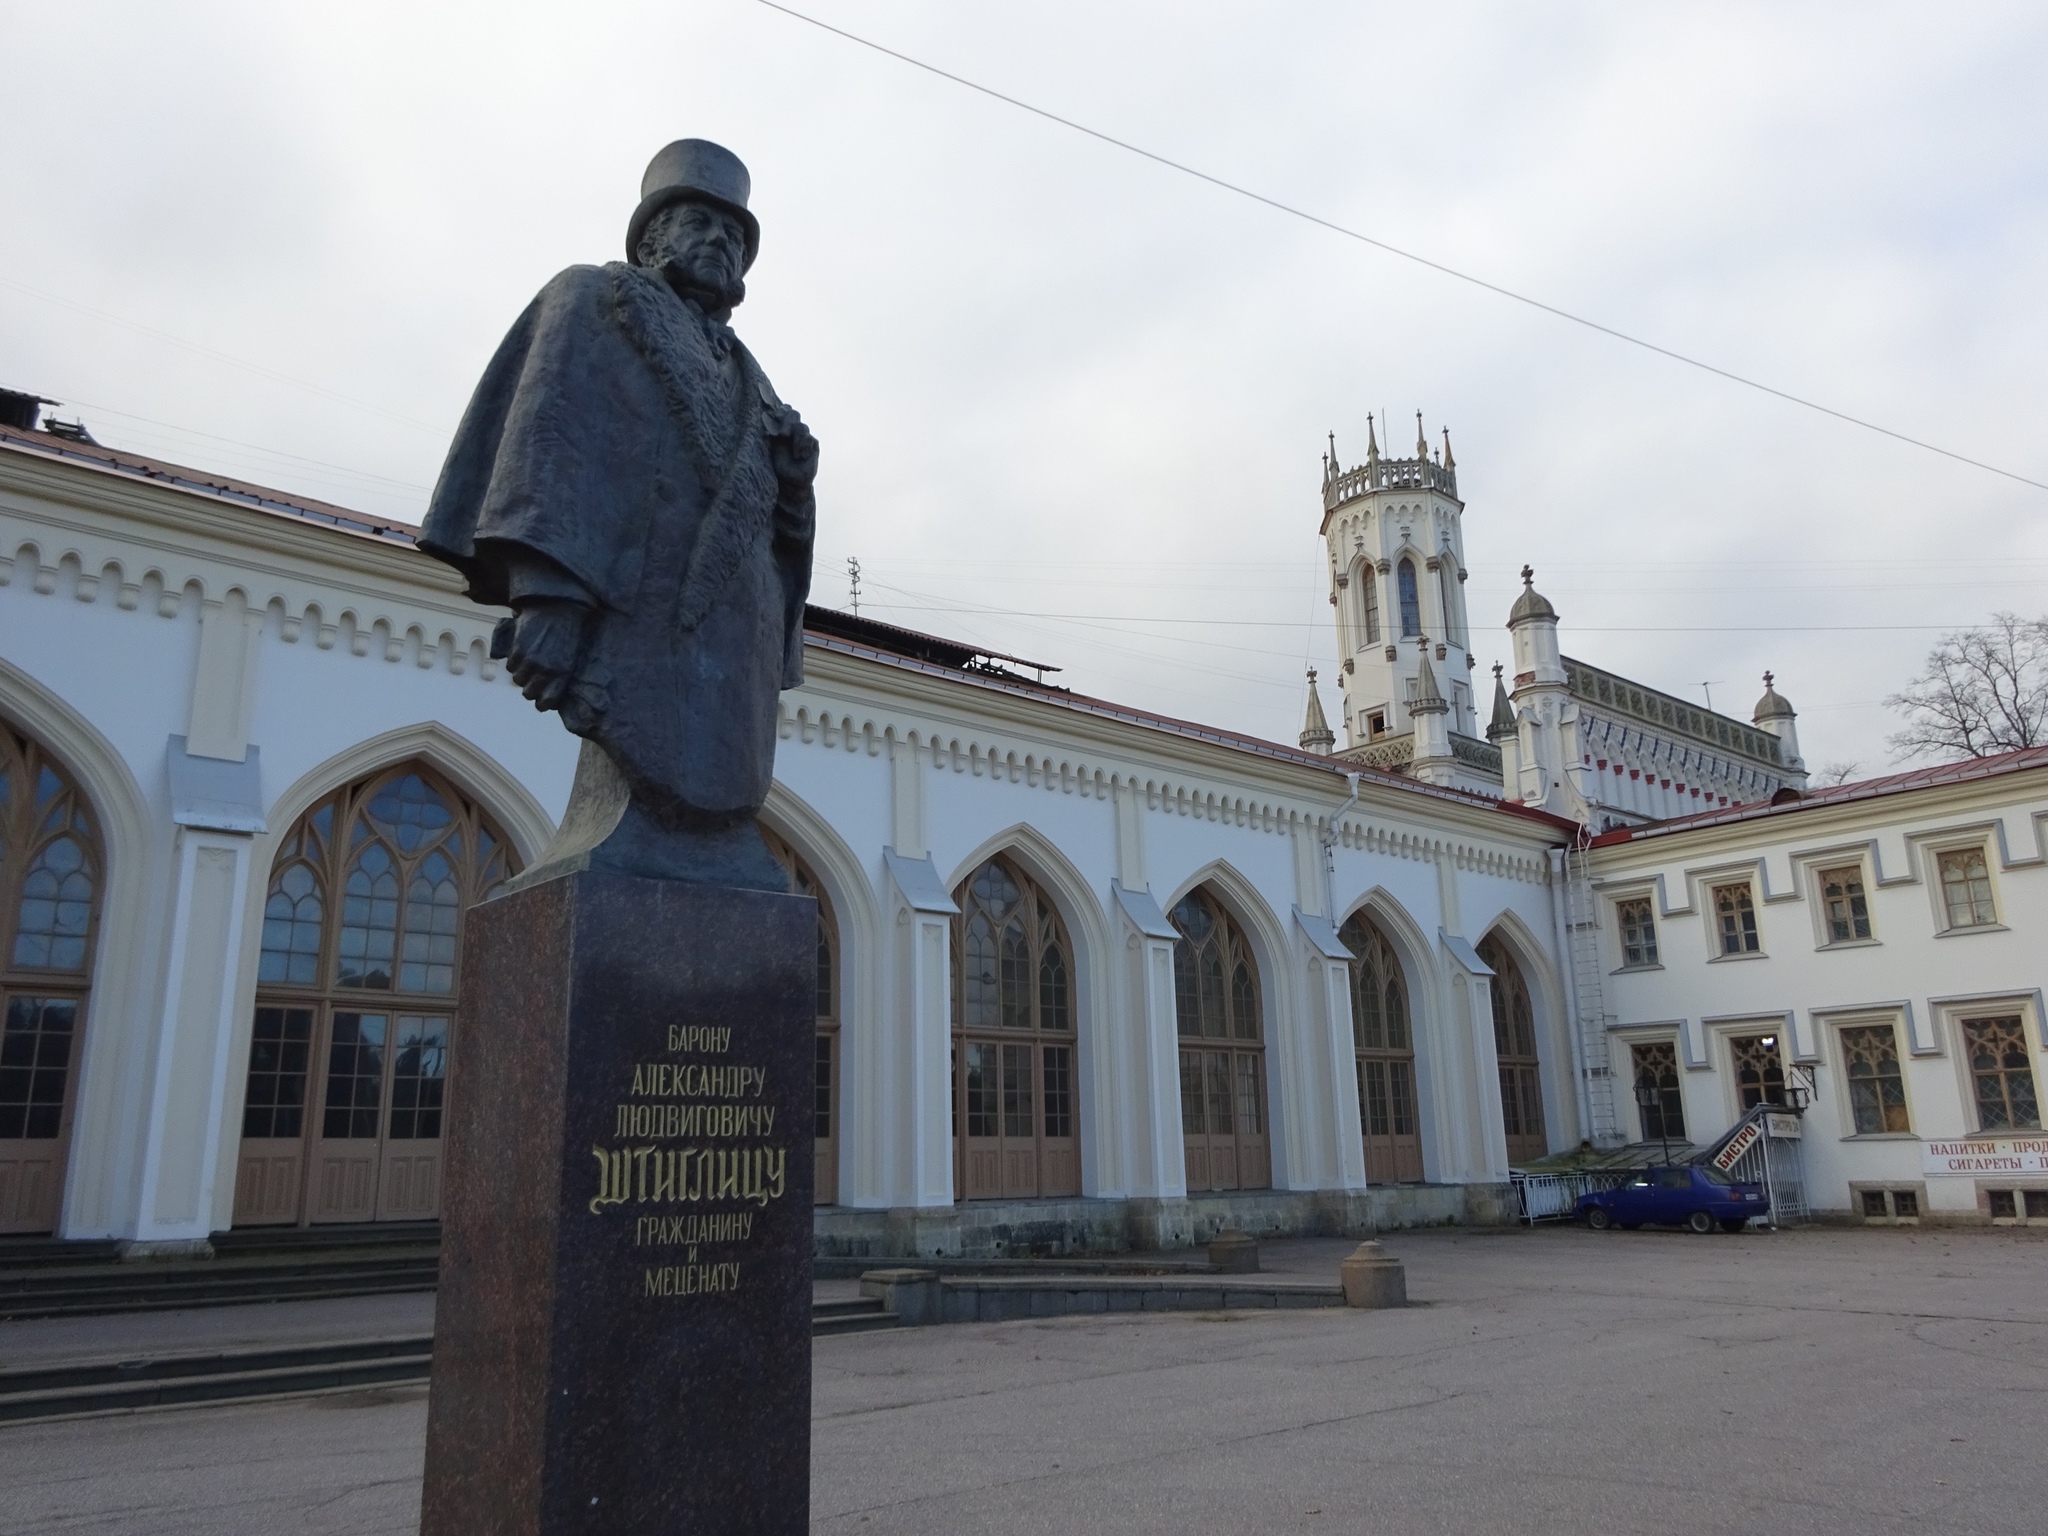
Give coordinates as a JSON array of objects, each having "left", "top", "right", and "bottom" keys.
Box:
[{"left": 3, "top": 1224, "right": 2044, "bottom": 1535}]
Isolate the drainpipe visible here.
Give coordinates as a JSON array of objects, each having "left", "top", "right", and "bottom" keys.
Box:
[
  {"left": 1548, "top": 844, "right": 1595, "bottom": 1146},
  {"left": 1322, "top": 771, "right": 1361, "bottom": 919}
]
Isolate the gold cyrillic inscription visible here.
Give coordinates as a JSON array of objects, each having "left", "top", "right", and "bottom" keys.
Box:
[
  {"left": 589, "top": 1144, "right": 787, "bottom": 1213},
  {"left": 630, "top": 1063, "right": 766, "bottom": 1100},
  {"left": 635, "top": 1212, "right": 755, "bottom": 1247},
  {"left": 644, "top": 1263, "right": 741, "bottom": 1297},
  {"left": 666, "top": 1026, "right": 731, "bottom": 1054},
  {"left": 613, "top": 1102, "right": 777, "bottom": 1139}
]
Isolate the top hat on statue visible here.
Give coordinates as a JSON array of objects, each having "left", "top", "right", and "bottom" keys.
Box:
[{"left": 626, "top": 139, "right": 761, "bottom": 270}]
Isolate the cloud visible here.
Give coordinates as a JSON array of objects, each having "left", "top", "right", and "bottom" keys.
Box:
[{"left": 2, "top": 0, "right": 2043, "bottom": 769}]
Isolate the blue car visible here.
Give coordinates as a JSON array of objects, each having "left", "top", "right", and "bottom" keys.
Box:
[{"left": 1576, "top": 1164, "right": 1769, "bottom": 1233}]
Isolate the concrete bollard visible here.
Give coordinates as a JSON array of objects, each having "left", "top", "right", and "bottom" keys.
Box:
[
  {"left": 1208, "top": 1228, "right": 1260, "bottom": 1273},
  {"left": 1339, "top": 1241, "right": 1406, "bottom": 1308}
]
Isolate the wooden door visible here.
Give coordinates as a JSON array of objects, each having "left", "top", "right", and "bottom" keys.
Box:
[
  {"left": 1182, "top": 1046, "right": 1264, "bottom": 1192},
  {"left": 814, "top": 1028, "right": 838, "bottom": 1206},
  {"left": 1038, "top": 1043, "right": 1078, "bottom": 1196},
  {"left": 960, "top": 1041, "right": 1002, "bottom": 1199},
  {"left": 0, "top": 994, "right": 84, "bottom": 1234},
  {"left": 1343, "top": 915, "right": 1423, "bottom": 1184},
  {"left": 950, "top": 857, "right": 1081, "bottom": 1202},
  {"left": 308, "top": 1010, "right": 386, "bottom": 1222},
  {"left": 375, "top": 1013, "right": 446, "bottom": 1220},
  {"left": 232, "top": 1005, "right": 314, "bottom": 1226},
  {"left": 1479, "top": 936, "right": 1548, "bottom": 1164}
]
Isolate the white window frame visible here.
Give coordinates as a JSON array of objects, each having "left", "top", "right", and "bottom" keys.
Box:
[
  {"left": 1827, "top": 1014, "right": 1914, "bottom": 1140},
  {"left": 1812, "top": 858, "right": 1878, "bottom": 949},
  {"left": 1926, "top": 839, "right": 2002, "bottom": 935},
  {"left": 1707, "top": 879, "right": 1764, "bottom": 962},
  {"left": 1609, "top": 892, "right": 1662, "bottom": 972},
  {"left": 1943, "top": 999, "right": 2045, "bottom": 1137}
]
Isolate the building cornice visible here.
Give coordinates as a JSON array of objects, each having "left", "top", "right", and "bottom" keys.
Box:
[{"left": 1584, "top": 767, "right": 2048, "bottom": 870}]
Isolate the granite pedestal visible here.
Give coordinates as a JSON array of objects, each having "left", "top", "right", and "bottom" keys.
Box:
[{"left": 420, "top": 871, "right": 815, "bottom": 1536}]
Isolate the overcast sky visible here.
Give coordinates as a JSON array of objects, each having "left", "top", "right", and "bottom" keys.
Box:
[{"left": 5, "top": 2, "right": 2044, "bottom": 774}]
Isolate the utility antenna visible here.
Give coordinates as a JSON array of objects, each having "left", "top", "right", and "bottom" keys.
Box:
[
  {"left": 1698, "top": 680, "right": 1725, "bottom": 711},
  {"left": 847, "top": 556, "right": 862, "bottom": 616}
]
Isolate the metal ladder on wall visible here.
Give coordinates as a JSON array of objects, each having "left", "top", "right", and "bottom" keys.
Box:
[{"left": 1562, "top": 834, "right": 1624, "bottom": 1146}]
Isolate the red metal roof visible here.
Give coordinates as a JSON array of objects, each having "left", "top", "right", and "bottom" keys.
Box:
[{"left": 1588, "top": 744, "right": 2048, "bottom": 846}]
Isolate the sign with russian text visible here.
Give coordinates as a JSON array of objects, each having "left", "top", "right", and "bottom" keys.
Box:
[
  {"left": 1713, "top": 1121, "right": 1762, "bottom": 1171},
  {"left": 1923, "top": 1138, "right": 2048, "bottom": 1176}
]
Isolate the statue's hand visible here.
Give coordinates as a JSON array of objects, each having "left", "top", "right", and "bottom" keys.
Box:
[
  {"left": 768, "top": 407, "right": 820, "bottom": 487},
  {"left": 505, "top": 600, "right": 590, "bottom": 712}
]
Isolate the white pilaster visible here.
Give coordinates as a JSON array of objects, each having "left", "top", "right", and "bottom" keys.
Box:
[
  {"left": 132, "top": 829, "right": 255, "bottom": 1244},
  {"left": 1110, "top": 883, "right": 1187, "bottom": 1199},
  {"left": 879, "top": 851, "right": 957, "bottom": 1210}
]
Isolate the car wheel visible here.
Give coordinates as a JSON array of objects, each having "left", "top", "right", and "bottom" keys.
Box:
[
  {"left": 1586, "top": 1207, "right": 1612, "bottom": 1231},
  {"left": 1687, "top": 1210, "right": 1715, "bottom": 1234},
  {"left": 1720, "top": 1218, "right": 1748, "bottom": 1233}
]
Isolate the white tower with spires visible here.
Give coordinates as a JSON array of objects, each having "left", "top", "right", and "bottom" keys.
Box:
[{"left": 1319, "top": 412, "right": 1486, "bottom": 786}]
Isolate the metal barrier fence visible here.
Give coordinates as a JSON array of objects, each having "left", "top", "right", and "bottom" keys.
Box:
[{"left": 1510, "top": 1169, "right": 1635, "bottom": 1225}]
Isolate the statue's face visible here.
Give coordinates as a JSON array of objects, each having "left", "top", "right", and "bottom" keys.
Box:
[{"left": 641, "top": 198, "right": 748, "bottom": 301}]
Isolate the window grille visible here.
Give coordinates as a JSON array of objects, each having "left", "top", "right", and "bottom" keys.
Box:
[
  {"left": 1937, "top": 849, "right": 1996, "bottom": 929},
  {"left": 1713, "top": 884, "right": 1760, "bottom": 955},
  {"left": 1617, "top": 898, "right": 1658, "bottom": 967},
  {"left": 1840, "top": 1024, "right": 1909, "bottom": 1134},
  {"left": 1171, "top": 888, "right": 1270, "bottom": 1191},
  {"left": 1478, "top": 934, "right": 1546, "bottom": 1164},
  {"left": 1962, "top": 1016, "right": 2039, "bottom": 1131},
  {"left": 1730, "top": 1033, "right": 1786, "bottom": 1110},
  {"left": 1819, "top": 866, "right": 1871, "bottom": 943},
  {"left": 1397, "top": 559, "right": 1421, "bottom": 637},
  {"left": 1630, "top": 1041, "right": 1685, "bottom": 1142},
  {"left": 233, "top": 763, "right": 516, "bottom": 1228},
  {"left": 950, "top": 855, "right": 1079, "bottom": 1200},
  {"left": 1340, "top": 913, "right": 1422, "bottom": 1182}
]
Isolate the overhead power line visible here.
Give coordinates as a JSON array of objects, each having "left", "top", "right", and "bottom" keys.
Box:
[
  {"left": 758, "top": 1, "right": 2048, "bottom": 496},
  {"left": 0, "top": 275, "right": 443, "bottom": 436}
]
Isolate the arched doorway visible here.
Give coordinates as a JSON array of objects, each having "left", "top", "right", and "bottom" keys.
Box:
[
  {"left": 1339, "top": 912, "right": 1422, "bottom": 1183},
  {"left": 0, "top": 722, "right": 103, "bottom": 1234},
  {"left": 1477, "top": 934, "right": 1547, "bottom": 1164},
  {"left": 232, "top": 765, "right": 517, "bottom": 1226},
  {"left": 1171, "top": 887, "right": 1270, "bottom": 1192},
  {"left": 761, "top": 828, "right": 840, "bottom": 1206},
  {"left": 949, "top": 855, "right": 1079, "bottom": 1200}
]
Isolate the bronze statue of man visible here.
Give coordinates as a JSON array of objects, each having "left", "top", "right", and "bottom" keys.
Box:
[{"left": 421, "top": 140, "right": 816, "bottom": 892}]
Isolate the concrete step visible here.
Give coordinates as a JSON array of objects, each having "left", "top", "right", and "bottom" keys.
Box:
[
  {"left": 810, "top": 1297, "right": 903, "bottom": 1336},
  {"left": 0, "top": 1300, "right": 901, "bottom": 1424},
  {"left": 0, "top": 1258, "right": 440, "bottom": 1321},
  {"left": 0, "top": 1335, "right": 435, "bottom": 1424}
]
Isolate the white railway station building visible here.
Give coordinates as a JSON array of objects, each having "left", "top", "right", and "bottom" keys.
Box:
[{"left": 2, "top": 398, "right": 2043, "bottom": 1253}]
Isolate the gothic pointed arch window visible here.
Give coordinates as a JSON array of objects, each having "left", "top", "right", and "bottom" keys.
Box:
[
  {"left": 0, "top": 722, "right": 104, "bottom": 1234},
  {"left": 1477, "top": 934, "right": 1547, "bottom": 1164},
  {"left": 1339, "top": 912, "right": 1423, "bottom": 1183},
  {"left": 233, "top": 764, "right": 518, "bottom": 1228},
  {"left": 1437, "top": 558, "right": 1461, "bottom": 647},
  {"left": 1397, "top": 559, "right": 1422, "bottom": 638},
  {"left": 1358, "top": 562, "right": 1381, "bottom": 645},
  {"left": 950, "top": 855, "right": 1078, "bottom": 1200},
  {"left": 1171, "top": 887, "right": 1270, "bottom": 1191},
  {"left": 761, "top": 827, "right": 841, "bottom": 1206}
]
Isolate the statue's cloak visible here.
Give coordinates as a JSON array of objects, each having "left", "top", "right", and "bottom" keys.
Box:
[{"left": 421, "top": 262, "right": 813, "bottom": 821}]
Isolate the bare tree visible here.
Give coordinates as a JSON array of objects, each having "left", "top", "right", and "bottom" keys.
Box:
[
  {"left": 1814, "top": 761, "right": 1861, "bottom": 787},
  {"left": 1885, "top": 613, "right": 2048, "bottom": 761}
]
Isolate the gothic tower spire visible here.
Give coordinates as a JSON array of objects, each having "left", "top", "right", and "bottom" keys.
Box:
[{"left": 1299, "top": 667, "right": 1336, "bottom": 754}]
